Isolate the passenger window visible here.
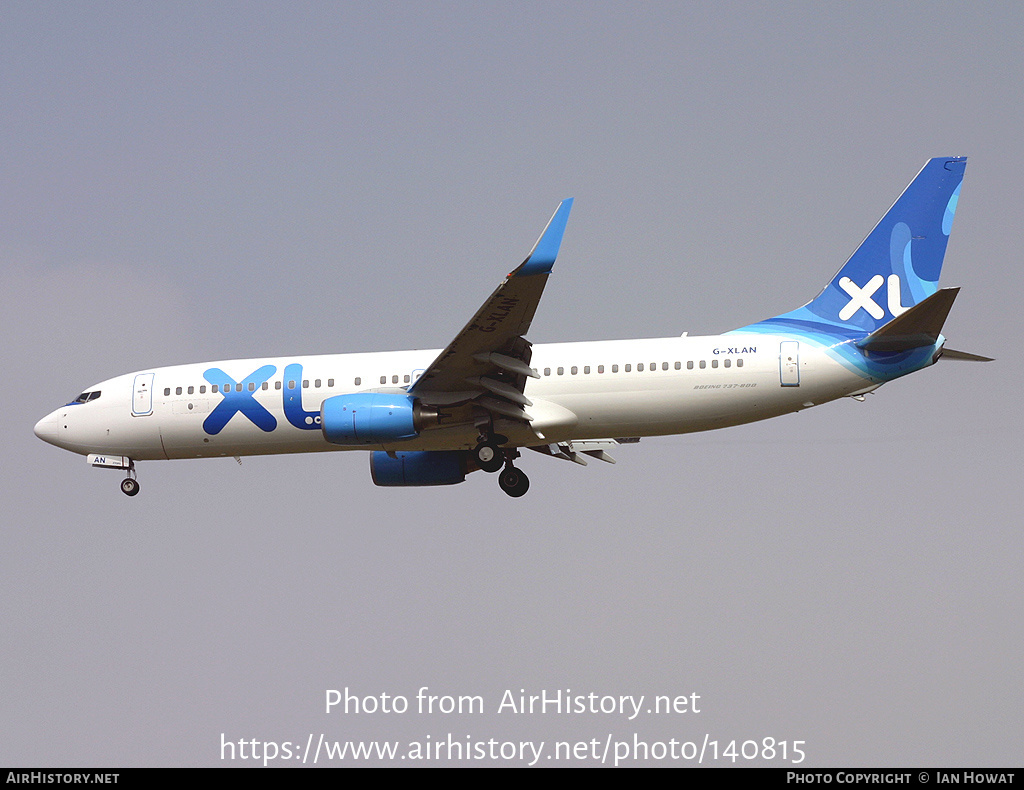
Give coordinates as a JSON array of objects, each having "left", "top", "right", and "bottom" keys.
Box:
[
  {"left": 638, "top": 363, "right": 644, "bottom": 372},
  {"left": 392, "top": 375, "right": 398, "bottom": 384},
  {"left": 249, "top": 382, "right": 256, "bottom": 391},
  {"left": 625, "top": 364, "right": 631, "bottom": 372},
  {"left": 724, "top": 359, "right": 731, "bottom": 368},
  {"left": 699, "top": 360, "right": 706, "bottom": 369},
  {"left": 354, "top": 377, "right": 361, "bottom": 386},
  {"left": 164, "top": 388, "right": 171, "bottom": 396},
  {"left": 711, "top": 359, "right": 718, "bottom": 368},
  {"left": 662, "top": 362, "right": 669, "bottom": 371},
  {"left": 262, "top": 381, "right": 269, "bottom": 390},
  {"left": 737, "top": 359, "right": 744, "bottom": 368},
  {"left": 275, "top": 381, "right": 282, "bottom": 390},
  {"left": 187, "top": 386, "right": 194, "bottom": 395},
  {"left": 236, "top": 383, "right": 243, "bottom": 392},
  {"left": 687, "top": 361, "right": 694, "bottom": 370},
  {"left": 315, "top": 379, "right": 322, "bottom": 388},
  {"left": 674, "top": 361, "right": 681, "bottom": 370},
  {"left": 175, "top": 387, "right": 182, "bottom": 395},
  {"left": 288, "top": 380, "right": 296, "bottom": 390},
  {"left": 571, "top": 366, "right": 578, "bottom": 375},
  {"left": 612, "top": 364, "right": 618, "bottom": 373},
  {"left": 584, "top": 366, "right": 590, "bottom": 374},
  {"left": 303, "top": 379, "right": 309, "bottom": 388},
  {"left": 598, "top": 365, "right": 604, "bottom": 373},
  {"left": 328, "top": 379, "right": 335, "bottom": 387},
  {"left": 212, "top": 385, "right": 219, "bottom": 394},
  {"left": 200, "top": 385, "right": 207, "bottom": 394},
  {"left": 544, "top": 368, "right": 551, "bottom": 376},
  {"left": 380, "top": 376, "right": 386, "bottom": 384},
  {"left": 557, "top": 367, "right": 564, "bottom": 375}
]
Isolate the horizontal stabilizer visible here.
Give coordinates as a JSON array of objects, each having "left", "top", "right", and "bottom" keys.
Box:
[
  {"left": 941, "top": 348, "right": 994, "bottom": 362},
  {"left": 855, "top": 288, "right": 959, "bottom": 353}
]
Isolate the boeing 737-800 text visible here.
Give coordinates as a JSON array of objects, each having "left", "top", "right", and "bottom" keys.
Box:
[{"left": 34, "top": 157, "right": 989, "bottom": 497}]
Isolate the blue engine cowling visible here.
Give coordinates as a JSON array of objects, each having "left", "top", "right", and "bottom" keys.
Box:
[
  {"left": 321, "top": 393, "right": 436, "bottom": 446},
  {"left": 370, "top": 450, "right": 468, "bottom": 487}
]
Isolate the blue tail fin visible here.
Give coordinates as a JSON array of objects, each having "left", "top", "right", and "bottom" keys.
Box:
[{"left": 743, "top": 157, "right": 967, "bottom": 338}]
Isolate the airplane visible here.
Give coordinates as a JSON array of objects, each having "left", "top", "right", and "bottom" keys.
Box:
[{"left": 34, "top": 156, "right": 990, "bottom": 498}]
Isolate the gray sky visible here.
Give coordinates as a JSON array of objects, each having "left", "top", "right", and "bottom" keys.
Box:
[{"left": 2, "top": 0, "right": 1021, "bottom": 766}]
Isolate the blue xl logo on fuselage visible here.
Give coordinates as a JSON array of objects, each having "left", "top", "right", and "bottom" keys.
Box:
[
  {"left": 202, "top": 364, "right": 324, "bottom": 435},
  {"left": 200, "top": 366, "right": 323, "bottom": 436},
  {"left": 203, "top": 365, "right": 278, "bottom": 434},
  {"left": 282, "top": 363, "right": 322, "bottom": 430}
]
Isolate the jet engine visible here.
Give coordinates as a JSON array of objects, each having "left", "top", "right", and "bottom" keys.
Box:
[
  {"left": 369, "top": 450, "right": 468, "bottom": 486},
  {"left": 320, "top": 393, "right": 438, "bottom": 446}
]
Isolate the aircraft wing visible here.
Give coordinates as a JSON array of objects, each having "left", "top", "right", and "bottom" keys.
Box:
[{"left": 408, "top": 198, "right": 573, "bottom": 422}]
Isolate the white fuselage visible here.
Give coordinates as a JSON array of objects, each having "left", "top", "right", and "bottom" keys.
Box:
[
  {"left": 34, "top": 333, "right": 870, "bottom": 462},
  {"left": 31, "top": 159, "right": 969, "bottom": 498}
]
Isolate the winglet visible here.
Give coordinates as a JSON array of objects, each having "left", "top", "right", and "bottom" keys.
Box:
[{"left": 513, "top": 198, "right": 573, "bottom": 277}]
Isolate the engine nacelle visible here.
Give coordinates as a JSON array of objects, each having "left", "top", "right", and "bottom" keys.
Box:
[
  {"left": 321, "top": 393, "right": 436, "bottom": 446},
  {"left": 369, "top": 450, "right": 468, "bottom": 487}
]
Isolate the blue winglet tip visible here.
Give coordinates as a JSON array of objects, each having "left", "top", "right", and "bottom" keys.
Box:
[{"left": 517, "top": 198, "right": 573, "bottom": 276}]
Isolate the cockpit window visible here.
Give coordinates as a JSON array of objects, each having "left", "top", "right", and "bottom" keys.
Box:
[{"left": 72, "top": 391, "right": 102, "bottom": 404}]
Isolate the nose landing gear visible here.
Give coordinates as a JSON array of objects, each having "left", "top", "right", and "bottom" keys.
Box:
[
  {"left": 88, "top": 454, "right": 141, "bottom": 496},
  {"left": 120, "top": 461, "right": 139, "bottom": 497}
]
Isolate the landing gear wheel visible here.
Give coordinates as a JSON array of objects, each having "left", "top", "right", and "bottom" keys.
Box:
[
  {"left": 498, "top": 466, "right": 530, "bottom": 498},
  {"left": 473, "top": 441, "right": 504, "bottom": 473},
  {"left": 120, "top": 478, "right": 140, "bottom": 497}
]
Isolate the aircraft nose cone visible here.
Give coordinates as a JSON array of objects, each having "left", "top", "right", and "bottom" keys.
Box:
[{"left": 33, "top": 412, "right": 60, "bottom": 446}]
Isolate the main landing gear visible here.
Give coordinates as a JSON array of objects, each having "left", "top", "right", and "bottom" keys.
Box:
[
  {"left": 473, "top": 435, "right": 530, "bottom": 498},
  {"left": 472, "top": 437, "right": 505, "bottom": 473},
  {"left": 497, "top": 464, "right": 529, "bottom": 498}
]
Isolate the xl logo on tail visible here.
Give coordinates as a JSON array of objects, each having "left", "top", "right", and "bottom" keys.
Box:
[{"left": 838, "top": 274, "right": 912, "bottom": 321}]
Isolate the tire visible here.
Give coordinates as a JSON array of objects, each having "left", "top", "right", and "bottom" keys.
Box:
[
  {"left": 498, "top": 466, "right": 530, "bottom": 498},
  {"left": 474, "top": 441, "right": 504, "bottom": 473},
  {"left": 120, "top": 478, "right": 140, "bottom": 497}
]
